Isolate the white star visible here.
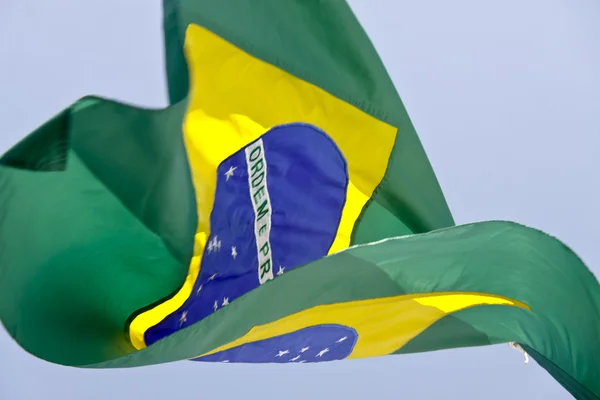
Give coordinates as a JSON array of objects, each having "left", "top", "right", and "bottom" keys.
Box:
[
  {"left": 275, "top": 350, "right": 290, "bottom": 357},
  {"left": 213, "top": 300, "right": 219, "bottom": 311},
  {"left": 277, "top": 266, "right": 285, "bottom": 276},
  {"left": 224, "top": 165, "right": 237, "bottom": 181},
  {"left": 316, "top": 348, "right": 329, "bottom": 358},
  {"left": 207, "top": 236, "right": 222, "bottom": 253},
  {"left": 336, "top": 336, "right": 348, "bottom": 343},
  {"left": 208, "top": 273, "right": 218, "bottom": 281},
  {"left": 222, "top": 297, "right": 229, "bottom": 307},
  {"left": 179, "top": 311, "right": 188, "bottom": 326},
  {"left": 300, "top": 347, "right": 310, "bottom": 353},
  {"left": 289, "top": 355, "right": 301, "bottom": 362},
  {"left": 231, "top": 246, "right": 238, "bottom": 259},
  {"left": 196, "top": 284, "right": 203, "bottom": 295}
]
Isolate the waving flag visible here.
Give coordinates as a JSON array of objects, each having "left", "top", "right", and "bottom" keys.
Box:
[{"left": 1, "top": 1, "right": 599, "bottom": 399}]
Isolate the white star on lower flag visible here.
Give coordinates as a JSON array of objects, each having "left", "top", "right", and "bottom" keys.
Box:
[
  {"left": 276, "top": 350, "right": 290, "bottom": 357},
  {"left": 316, "top": 348, "right": 329, "bottom": 358}
]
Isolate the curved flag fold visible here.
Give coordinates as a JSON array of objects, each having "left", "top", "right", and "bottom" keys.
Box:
[{"left": 1, "top": 1, "right": 599, "bottom": 400}]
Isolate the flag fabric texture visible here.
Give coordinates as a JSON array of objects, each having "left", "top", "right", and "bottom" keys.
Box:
[{"left": 1, "top": 1, "right": 599, "bottom": 398}]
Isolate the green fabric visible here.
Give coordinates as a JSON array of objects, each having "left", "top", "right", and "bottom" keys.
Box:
[
  {"left": 89, "top": 221, "right": 597, "bottom": 400},
  {"left": 0, "top": 98, "right": 195, "bottom": 365},
  {"left": 1, "top": 1, "right": 599, "bottom": 400}
]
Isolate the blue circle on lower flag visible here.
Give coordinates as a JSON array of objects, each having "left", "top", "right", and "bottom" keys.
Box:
[{"left": 193, "top": 324, "right": 358, "bottom": 363}]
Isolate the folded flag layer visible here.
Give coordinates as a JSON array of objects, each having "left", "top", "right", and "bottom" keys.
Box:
[{"left": 0, "top": 1, "right": 598, "bottom": 399}]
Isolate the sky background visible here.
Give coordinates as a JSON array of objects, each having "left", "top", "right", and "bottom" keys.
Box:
[{"left": 1, "top": 0, "right": 599, "bottom": 399}]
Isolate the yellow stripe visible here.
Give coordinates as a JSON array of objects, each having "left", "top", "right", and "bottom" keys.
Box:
[
  {"left": 129, "top": 24, "right": 397, "bottom": 349},
  {"left": 195, "top": 292, "right": 531, "bottom": 360}
]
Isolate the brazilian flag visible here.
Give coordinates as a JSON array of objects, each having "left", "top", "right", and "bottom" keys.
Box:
[{"left": 1, "top": 1, "right": 599, "bottom": 398}]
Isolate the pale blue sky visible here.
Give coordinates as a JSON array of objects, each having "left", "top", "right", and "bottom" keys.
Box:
[{"left": 1, "top": 1, "right": 599, "bottom": 399}]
